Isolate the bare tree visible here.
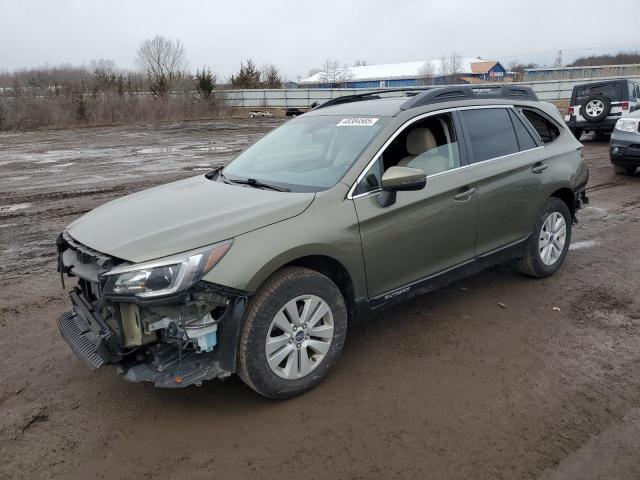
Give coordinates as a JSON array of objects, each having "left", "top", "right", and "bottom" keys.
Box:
[
  {"left": 354, "top": 59, "right": 369, "bottom": 67},
  {"left": 508, "top": 60, "right": 540, "bottom": 75},
  {"left": 318, "top": 60, "right": 352, "bottom": 86},
  {"left": 449, "top": 52, "right": 462, "bottom": 82},
  {"left": 137, "top": 35, "right": 187, "bottom": 97},
  {"left": 439, "top": 55, "right": 449, "bottom": 83},
  {"left": 90, "top": 59, "right": 117, "bottom": 80},
  {"left": 439, "top": 52, "right": 463, "bottom": 84},
  {"left": 90, "top": 59, "right": 118, "bottom": 94},
  {"left": 418, "top": 61, "right": 436, "bottom": 85}
]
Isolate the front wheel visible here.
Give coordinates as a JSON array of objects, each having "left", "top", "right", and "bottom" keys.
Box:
[
  {"left": 515, "top": 198, "right": 572, "bottom": 278},
  {"left": 238, "top": 267, "right": 347, "bottom": 399}
]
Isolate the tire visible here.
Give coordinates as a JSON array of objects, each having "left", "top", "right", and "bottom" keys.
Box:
[
  {"left": 570, "top": 128, "right": 583, "bottom": 140},
  {"left": 581, "top": 95, "right": 611, "bottom": 123},
  {"left": 515, "top": 198, "right": 572, "bottom": 278},
  {"left": 614, "top": 165, "right": 637, "bottom": 175},
  {"left": 238, "top": 267, "right": 347, "bottom": 399}
]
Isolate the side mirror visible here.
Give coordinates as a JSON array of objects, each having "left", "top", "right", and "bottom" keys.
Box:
[{"left": 378, "top": 166, "right": 427, "bottom": 207}]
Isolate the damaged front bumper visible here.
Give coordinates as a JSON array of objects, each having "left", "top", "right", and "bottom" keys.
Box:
[{"left": 56, "top": 233, "right": 250, "bottom": 388}]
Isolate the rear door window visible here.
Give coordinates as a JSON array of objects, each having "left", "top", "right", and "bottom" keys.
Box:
[{"left": 459, "top": 108, "right": 519, "bottom": 163}]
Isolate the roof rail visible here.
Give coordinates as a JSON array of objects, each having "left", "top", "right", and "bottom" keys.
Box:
[
  {"left": 400, "top": 85, "right": 538, "bottom": 110},
  {"left": 313, "top": 85, "right": 539, "bottom": 112},
  {"left": 314, "top": 88, "right": 432, "bottom": 110}
]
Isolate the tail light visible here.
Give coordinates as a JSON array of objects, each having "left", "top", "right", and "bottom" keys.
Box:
[
  {"left": 568, "top": 106, "right": 574, "bottom": 116},
  {"left": 622, "top": 101, "right": 629, "bottom": 110}
]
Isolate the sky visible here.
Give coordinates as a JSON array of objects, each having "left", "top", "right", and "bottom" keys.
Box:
[{"left": 1, "top": 0, "right": 638, "bottom": 81}]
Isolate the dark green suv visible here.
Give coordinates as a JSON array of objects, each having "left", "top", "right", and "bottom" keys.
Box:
[{"left": 57, "top": 86, "right": 589, "bottom": 398}]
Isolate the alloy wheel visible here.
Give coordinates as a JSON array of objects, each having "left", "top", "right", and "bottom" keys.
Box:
[
  {"left": 585, "top": 99, "right": 605, "bottom": 117},
  {"left": 265, "top": 295, "right": 334, "bottom": 379},
  {"left": 538, "top": 212, "right": 567, "bottom": 266}
]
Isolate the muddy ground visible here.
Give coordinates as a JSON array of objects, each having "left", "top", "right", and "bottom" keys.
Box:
[{"left": 1, "top": 120, "right": 640, "bottom": 480}]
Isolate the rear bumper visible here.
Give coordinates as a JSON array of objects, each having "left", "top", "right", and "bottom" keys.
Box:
[{"left": 566, "top": 117, "right": 619, "bottom": 132}]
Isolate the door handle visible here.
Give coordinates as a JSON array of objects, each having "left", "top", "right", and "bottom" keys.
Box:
[
  {"left": 532, "top": 163, "right": 548, "bottom": 174},
  {"left": 453, "top": 187, "right": 478, "bottom": 201}
]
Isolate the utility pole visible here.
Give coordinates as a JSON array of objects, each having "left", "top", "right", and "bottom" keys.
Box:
[{"left": 553, "top": 49, "right": 563, "bottom": 68}]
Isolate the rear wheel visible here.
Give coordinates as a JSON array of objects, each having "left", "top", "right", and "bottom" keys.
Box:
[
  {"left": 614, "top": 165, "right": 637, "bottom": 175},
  {"left": 238, "top": 267, "right": 347, "bottom": 399},
  {"left": 516, "top": 198, "right": 572, "bottom": 278}
]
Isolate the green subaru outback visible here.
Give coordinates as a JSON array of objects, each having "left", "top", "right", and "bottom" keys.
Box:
[{"left": 57, "top": 86, "right": 589, "bottom": 398}]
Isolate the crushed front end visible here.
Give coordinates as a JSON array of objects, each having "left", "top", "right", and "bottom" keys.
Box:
[{"left": 56, "top": 232, "right": 248, "bottom": 388}]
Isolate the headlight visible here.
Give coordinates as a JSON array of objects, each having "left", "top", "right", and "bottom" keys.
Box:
[
  {"left": 615, "top": 118, "right": 639, "bottom": 133},
  {"left": 101, "top": 240, "right": 232, "bottom": 298}
]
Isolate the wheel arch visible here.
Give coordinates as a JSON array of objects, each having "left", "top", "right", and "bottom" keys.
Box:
[
  {"left": 550, "top": 187, "right": 576, "bottom": 219},
  {"left": 244, "top": 244, "right": 368, "bottom": 322},
  {"left": 284, "top": 255, "right": 357, "bottom": 319}
]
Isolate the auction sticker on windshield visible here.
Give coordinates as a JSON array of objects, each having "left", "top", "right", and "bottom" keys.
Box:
[{"left": 337, "top": 117, "right": 380, "bottom": 127}]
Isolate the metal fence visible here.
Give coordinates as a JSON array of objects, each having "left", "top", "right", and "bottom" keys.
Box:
[
  {"left": 218, "top": 75, "right": 640, "bottom": 109},
  {"left": 3, "top": 74, "right": 638, "bottom": 108}
]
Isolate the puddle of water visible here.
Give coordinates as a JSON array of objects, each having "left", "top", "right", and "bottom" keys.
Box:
[
  {"left": 0, "top": 203, "right": 31, "bottom": 213},
  {"left": 136, "top": 146, "right": 179, "bottom": 155},
  {"left": 3, "top": 176, "right": 30, "bottom": 182},
  {"left": 570, "top": 240, "right": 599, "bottom": 250}
]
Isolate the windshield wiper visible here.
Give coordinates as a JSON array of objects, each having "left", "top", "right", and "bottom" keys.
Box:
[
  {"left": 209, "top": 167, "right": 290, "bottom": 192},
  {"left": 227, "top": 177, "right": 290, "bottom": 192}
]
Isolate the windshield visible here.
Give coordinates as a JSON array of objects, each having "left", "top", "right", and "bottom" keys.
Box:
[{"left": 222, "top": 115, "right": 389, "bottom": 192}]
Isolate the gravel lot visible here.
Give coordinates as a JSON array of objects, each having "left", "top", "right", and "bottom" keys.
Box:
[{"left": 1, "top": 120, "right": 640, "bottom": 480}]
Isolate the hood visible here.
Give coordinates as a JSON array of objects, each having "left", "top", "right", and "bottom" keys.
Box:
[{"left": 67, "top": 175, "right": 314, "bottom": 262}]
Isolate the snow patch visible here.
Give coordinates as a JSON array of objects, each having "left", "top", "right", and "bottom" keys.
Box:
[
  {"left": 570, "top": 240, "right": 599, "bottom": 250},
  {"left": 0, "top": 203, "right": 31, "bottom": 213}
]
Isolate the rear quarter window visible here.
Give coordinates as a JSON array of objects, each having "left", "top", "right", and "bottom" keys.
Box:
[{"left": 520, "top": 109, "right": 560, "bottom": 144}]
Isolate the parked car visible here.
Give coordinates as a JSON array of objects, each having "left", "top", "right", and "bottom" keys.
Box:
[
  {"left": 57, "top": 85, "right": 589, "bottom": 399},
  {"left": 565, "top": 79, "right": 640, "bottom": 139},
  {"left": 610, "top": 110, "right": 640, "bottom": 175}
]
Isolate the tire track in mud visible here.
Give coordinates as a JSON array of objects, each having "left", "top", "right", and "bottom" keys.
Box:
[{"left": 0, "top": 118, "right": 285, "bottom": 281}]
